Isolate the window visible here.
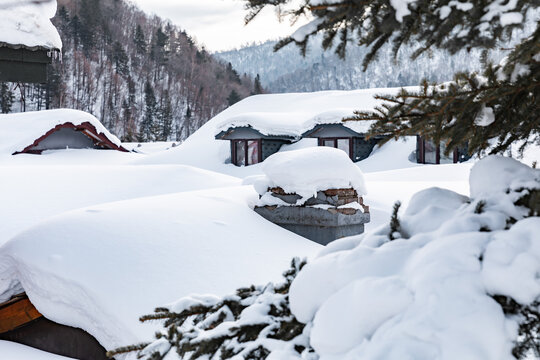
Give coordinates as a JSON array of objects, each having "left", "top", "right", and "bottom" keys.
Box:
[
  {"left": 337, "top": 139, "right": 350, "bottom": 155},
  {"left": 418, "top": 137, "right": 458, "bottom": 164},
  {"left": 439, "top": 142, "right": 454, "bottom": 164},
  {"left": 424, "top": 139, "right": 437, "bottom": 164},
  {"left": 323, "top": 139, "right": 334, "bottom": 147},
  {"left": 232, "top": 140, "right": 261, "bottom": 166},
  {"left": 247, "top": 140, "right": 259, "bottom": 165},
  {"left": 235, "top": 140, "right": 246, "bottom": 166},
  {"left": 319, "top": 138, "right": 352, "bottom": 159}
]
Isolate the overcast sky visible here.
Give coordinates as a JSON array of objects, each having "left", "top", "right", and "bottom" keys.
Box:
[{"left": 131, "top": 0, "right": 307, "bottom": 52}]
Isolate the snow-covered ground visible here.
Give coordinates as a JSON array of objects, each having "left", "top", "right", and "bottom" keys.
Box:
[
  {"left": 0, "top": 90, "right": 538, "bottom": 359},
  {"left": 0, "top": 341, "right": 74, "bottom": 360}
]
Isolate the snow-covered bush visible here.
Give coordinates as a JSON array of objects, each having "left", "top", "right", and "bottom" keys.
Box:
[
  {"left": 109, "top": 258, "right": 315, "bottom": 360},
  {"left": 120, "top": 156, "right": 539, "bottom": 360}
]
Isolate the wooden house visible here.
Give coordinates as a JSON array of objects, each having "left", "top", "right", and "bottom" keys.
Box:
[
  {"left": 0, "top": 293, "right": 109, "bottom": 360},
  {"left": 215, "top": 126, "right": 295, "bottom": 166},
  {"left": 302, "top": 123, "right": 382, "bottom": 162}
]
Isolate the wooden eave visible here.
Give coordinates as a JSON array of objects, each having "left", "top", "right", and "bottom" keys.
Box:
[
  {"left": 0, "top": 293, "right": 43, "bottom": 334},
  {"left": 301, "top": 123, "right": 363, "bottom": 138},
  {"left": 0, "top": 44, "right": 60, "bottom": 83},
  {"left": 215, "top": 126, "right": 295, "bottom": 142},
  {"left": 13, "top": 121, "right": 130, "bottom": 155}
]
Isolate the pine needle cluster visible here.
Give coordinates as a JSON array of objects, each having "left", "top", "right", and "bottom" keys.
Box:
[
  {"left": 243, "top": 0, "right": 540, "bottom": 156},
  {"left": 109, "top": 258, "right": 314, "bottom": 360}
]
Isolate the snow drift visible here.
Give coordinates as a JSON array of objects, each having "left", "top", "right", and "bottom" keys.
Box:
[
  {"left": 130, "top": 156, "right": 540, "bottom": 360},
  {"left": 0, "top": 187, "right": 320, "bottom": 351},
  {"left": 289, "top": 155, "right": 540, "bottom": 359}
]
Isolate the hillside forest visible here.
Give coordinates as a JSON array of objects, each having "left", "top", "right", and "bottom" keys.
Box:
[{"left": 0, "top": 0, "right": 260, "bottom": 142}]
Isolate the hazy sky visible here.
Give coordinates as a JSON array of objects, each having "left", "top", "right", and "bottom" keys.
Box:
[{"left": 131, "top": 0, "right": 307, "bottom": 52}]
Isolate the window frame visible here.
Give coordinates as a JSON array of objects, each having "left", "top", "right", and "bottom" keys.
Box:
[
  {"left": 318, "top": 137, "right": 353, "bottom": 160},
  {"left": 417, "top": 136, "right": 458, "bottom": 164},
  {"left": 231, "top": 139, "right": 262, "bottom": 166}
]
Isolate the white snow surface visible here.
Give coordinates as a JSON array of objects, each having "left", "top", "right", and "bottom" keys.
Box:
[
  {"left": 0, "top": 91, "right": 538, "bottom": 359},
  {"left": 0, "top": 340, "right": 75, "bottom": 359},
  {"left": 0, "top": 0, "right": 62, "bottom": 50},
  {"left": 254, "top": 147, "right": 367, "bottom": 202},
  {"left": 0, "top": 187, "right": 320, "bottom": 350},
  {"left": 287, "top": 156, "right": 540, "bottom": 360},
  {"left": 0, "top": 163, "right": 241, "bottom": 247},
  {"left": 0, "top": 109, "right": 122, "bottom": 156}
]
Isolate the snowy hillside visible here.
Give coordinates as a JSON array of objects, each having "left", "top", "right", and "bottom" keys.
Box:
[
  {"left": 216, "top": 22, "right": 535, "bottom": 93},
  {"left": 216, "top": 37, "right": 486, "bottom": 92}
]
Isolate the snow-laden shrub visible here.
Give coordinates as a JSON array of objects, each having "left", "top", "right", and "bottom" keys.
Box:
[
  {"left": 118, "top": 155, "right": 539, "bottom": 360},
  {"left": 108, "top": 258, "right": 316, "bottom": 360}
]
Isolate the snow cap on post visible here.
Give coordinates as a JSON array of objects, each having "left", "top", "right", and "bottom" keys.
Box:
[{"left": 254, "top": 147, "right": 367, "bottom": 200}]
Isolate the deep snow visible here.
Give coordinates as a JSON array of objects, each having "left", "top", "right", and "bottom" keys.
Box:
[
  {"left": 287, "top": 156, "right": 540, "bottom": 360},
  {"left": 0, "top": 90, "right": 538, "bottom": 359},
  {"left": 0, "top": 187, "right": 320, "bottom": 350}
]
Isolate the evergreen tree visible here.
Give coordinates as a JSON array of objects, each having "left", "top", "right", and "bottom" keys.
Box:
[
  {"left": 112, "top": 41, "right": 129, "bottom": 76},
  {"left": 227, "top": 89, "right": 242, "bottom": 106},
  {"left": 226, "top": 62, "right": 242, "bottom": 84},
  {"left": 69, "top": 14, "right": 81, "bottom": 48},
  {"left": 253, "top": 73, "right": 263, "bottom": 94},
  {"left": 108, "top": 258, "right": 313, "bottom": 360},
  {"left": 79, "top": 0, "right": 102, "bottom": 52},
  {"left": 56, "top": 6, "right": 71, "bottom": 35},
  {"left": 243, "top": 0, "right": 540, "bottom": 156},
  {"left": 158, "top": 91, "right": 173, "bottom": 141},
  {"left": 139, "top": 81, "right": 157, "bottom": 141},
  {"left": 0, "top": 83, "right": 13, "bottom": 114},
  {"left": 134, "top": 24, "right": 146, "bottom": 55},
  {"left": 152, "top": 26, "right": 169, "bottom": 68}
]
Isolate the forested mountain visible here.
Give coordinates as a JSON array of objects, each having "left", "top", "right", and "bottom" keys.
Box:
[
  {"left": 216, "top": 35, "right": 515, "bottom": 93},
  {"left": 0, "top": 0, "right": 257, "bottom": 141}
]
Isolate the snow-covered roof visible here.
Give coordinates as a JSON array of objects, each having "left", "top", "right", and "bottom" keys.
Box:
[
  {"left": 215, "top": 88, "right": 415, "bottom": 138},
  {"left": 136, "top": 88, "right": 417, "bottom": 174},
  {"left": 0, "top": 187, "right": 320, "bottom": 351},
  {"left": 254, "top": 147, "right": 367, "bottom": 202},
  {"left": 0, "top": 109, "right": 123, "bottom": 155},
  {"left": 0, "top": 0, "right": 62, "bottom": 51}
]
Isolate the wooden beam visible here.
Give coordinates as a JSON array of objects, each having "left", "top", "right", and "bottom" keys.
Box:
[
  {"left": 0, "top": 295, "right": 43, "bottom": 334},
  {"left": 0, "top": 60, "right": 48, "bottom": 83}
]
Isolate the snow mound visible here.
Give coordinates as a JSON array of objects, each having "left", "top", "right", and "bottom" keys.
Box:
[
  {"left": 0, "top": 187, "right": 320, "bottom": 351},
  {"left": 0, "top": 0, "right": 62, "bottom": 50},
  {"left": 0, "top": 164, "right": 240, "bottom": 247},
  {"left": 254, "top": 147, "right": 367, "bottom": 201},
  {"left": 288, "top": 156, "right": 539, "bottom": 359},
  {"left": 0, "top": 109, "right": 121, "bottom": 155},
  {"left": 470, "top": 155, "right": 540, "bottom": 198}
]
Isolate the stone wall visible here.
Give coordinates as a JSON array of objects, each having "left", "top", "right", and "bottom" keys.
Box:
[{"left": 256, "top": 187, "right": 370, "bottom": 244}]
